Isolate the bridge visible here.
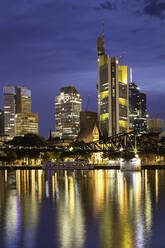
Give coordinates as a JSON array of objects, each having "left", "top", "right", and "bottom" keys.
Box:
[{"left": 1, "top": 130, "right": 163, "bottom": 155}]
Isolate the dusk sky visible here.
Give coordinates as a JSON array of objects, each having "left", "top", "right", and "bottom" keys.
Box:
[{"left": 0, "top": 0, "right": 165, "bottom": 137}]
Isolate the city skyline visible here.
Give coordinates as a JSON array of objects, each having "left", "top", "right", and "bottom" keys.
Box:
[{"left": 0, "top": 0, "right": 164, "bottom": 137}]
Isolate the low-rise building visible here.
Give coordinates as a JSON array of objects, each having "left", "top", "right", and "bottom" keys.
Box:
[
  {"left": 15, "top": 113, "right": 39, "bottom": 136},
  {"left": 78, "top": 111, "right": 99, "bottom": 143}
]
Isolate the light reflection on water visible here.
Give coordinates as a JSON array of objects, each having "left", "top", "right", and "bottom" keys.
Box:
[{"left": 0, "top": 169, "right": 165, "bottom": 248}]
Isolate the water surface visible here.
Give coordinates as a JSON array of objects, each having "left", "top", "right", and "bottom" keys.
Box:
[{"left": 0, "top": 169, "right": 165, "bottom": 248}]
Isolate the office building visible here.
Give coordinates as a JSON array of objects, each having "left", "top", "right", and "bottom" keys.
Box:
[
  {"left": 3, "top": 86, "right": 16, "bottom": 137},
  {"left": 97, "top": 22, "right": 129, "bottom": 137},
  {"left": 3, "top": 85, "right": 38, "bottom": 137},
  {"left": 0, "top": 110, "right": 4, "bottom": 135},
  {"left": 15, "top": 86, "right": 31, "bottom": 113},
  {"left": 55, "top": 86, "right": 82, "bottom": 140},
  {"left": 15, "top": 113, "right": 38, "bottom": 136},
  {"left": 129, "top": 82, "right": 147, "bottom": 133}
]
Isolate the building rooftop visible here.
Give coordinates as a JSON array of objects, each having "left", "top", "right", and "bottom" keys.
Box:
[{"left": 60, "top": 86, "right": 78, "bottom": 94}]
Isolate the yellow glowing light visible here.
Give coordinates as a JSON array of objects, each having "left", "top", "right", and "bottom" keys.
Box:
[
  {"left": 92, "top": 125, "right": 99, "bottom": 142},
  {"left": 133, "top": 172, "right": 141, "bottom": 210},
  {"left": 16, "top": 170, "right": 21, "bottom": 197},
  {"left": 31, "top": 170, "right": 35, "bottom": 199},
  {"left": 38, "top": 170, "right": 42, "bottom": 202},
  {"left": 100, "top": 91, "right": 109, "bottom": 100},
  {"left": 100, "top": 113, "right": 109, "bottom": 121},
  {"left": 69, "top": 176, "right": 75, "bottom": 218},
  {"left": 5, "top": 170, "right": 7, "bottom": 183},
  {"left": 155, "top": 170, "right": 158, "bottom": 203},
  {"left": 24, "top": 170, "right": 27, "bottom": 194},
  {"left": 118, "top": 65, "right": 128, "bottom": 84},
  {"left": 119, "top": 98, "right": 127, "bottom": 106},
  {"left": 52, "top": 175, "right": 55, "bottom": 200},
  {"left": 119, "top": 120, "right": 128, "bottom": 128}
]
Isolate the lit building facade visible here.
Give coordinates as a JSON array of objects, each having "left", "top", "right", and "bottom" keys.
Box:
[
  {"left": 55, "top": 86, "right": 82, "bottom": 140},
  {"left": 98, "top": 23, "right": 129, "bottom": 137},
  {"left": 15, "top": 113, "right": 39, "bottom": 136},
  {"left": 78, "top": 111, "right": 99, "bottom": 143},
  {"left": 3, "top": 86, "right": 16, "bottom": 137},
  {"left": 0, "top": 109, "right": 4, "bottom": 136},
  {"left": 15, "top": 86, "right": 31, "bottom": 113},
  {"left": 129, "top": 82, "right": 147, "bottom": 133},
  {"left": 4, "top": 85, "right": 38, "bottom": 137}
]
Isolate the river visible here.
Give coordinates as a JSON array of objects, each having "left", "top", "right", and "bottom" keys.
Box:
[{"left": 0, "top": 169, "right": 165, "bottom": 248}]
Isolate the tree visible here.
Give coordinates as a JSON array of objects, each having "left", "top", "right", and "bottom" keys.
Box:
[{"left": 8, "top": 133, "right": 48, "bottom": 147}]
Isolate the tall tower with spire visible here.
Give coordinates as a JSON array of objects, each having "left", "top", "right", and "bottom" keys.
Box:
[
  {"left": 97, "top": 19, "right": 105, "bottom": 56},
  {"left": 97, "top": 21, "right": 129, "bottom": 137}
]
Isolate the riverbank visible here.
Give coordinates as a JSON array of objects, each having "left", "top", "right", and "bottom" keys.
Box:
[{"left": 0, "top": 164, "right": 165, "bottom": 170}]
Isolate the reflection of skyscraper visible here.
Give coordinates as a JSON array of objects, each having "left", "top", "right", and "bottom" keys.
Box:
[
  {"left": 3, "top": 85, "right": 38, "bottom": 137},
  {"left": 129, "top": 82, "right": 147, "bottom": 133},
  {"left": 98, "top": 22, "right": 129, "bottom": 137},
  {"left": 57, "top": 173, "right": 85, "bottom": 248},
  {"left": 55, "top": 86, "right": 82, "bottom": 140}
]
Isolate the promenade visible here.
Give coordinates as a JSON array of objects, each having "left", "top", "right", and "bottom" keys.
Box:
[{"left": 0, "top": 165, "right": 165, "bottom": 170}]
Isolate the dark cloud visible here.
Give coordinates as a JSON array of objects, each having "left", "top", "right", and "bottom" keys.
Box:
[
  {"left": 144, "top": 1, "right": 165, "bottom": 18},
  {"left": 100, "top": 1, "right": 113, "bottom": 10}
]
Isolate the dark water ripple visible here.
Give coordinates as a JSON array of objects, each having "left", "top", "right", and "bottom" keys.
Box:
[{"left": 0, "top": 169, "right": 165, "bottom": 248}]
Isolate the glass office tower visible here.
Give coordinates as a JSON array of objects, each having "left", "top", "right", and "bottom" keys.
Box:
[
  {"left": 98, "top": 22, "right": 129, "bottom": 137},
  {"left": 55, "top": 86, "right": 82, "bottom": 140},
  {"left": 129, "top": 82, "right": 147, "bottom": 133}
]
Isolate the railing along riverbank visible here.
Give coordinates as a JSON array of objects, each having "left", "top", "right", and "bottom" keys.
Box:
[{"left": 0, "top": 164, "right": 165, "bottom": 170}]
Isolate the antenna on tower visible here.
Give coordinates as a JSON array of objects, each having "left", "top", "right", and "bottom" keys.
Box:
[
  {"left": 102, "top": 19, "right": 104, "bottom": 41},
  {"left": 130, "top": 67, "right": 133, "bottom": 82}
]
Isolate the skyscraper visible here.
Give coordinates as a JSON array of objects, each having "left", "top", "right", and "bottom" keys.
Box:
[
  {"left": 129, "top": 82, "right": 147, "bottom": 133},
  {"left": 97, "top": 22, "right": 129, "bottom": 137},
  {"left": 4, "top": 86, "right": 16, "bottom": 137},
  {"left": 55, "top": 86, "right": 82, "bottom": 140},
  {"left": 3, "top": 85, "right": 38, "bottom": 137},
  {"left": 0, "top": 109, "right": 4, "bottom": 136},
  {"left": 15, "top": 86, "right": 31, "bottom": 113}
]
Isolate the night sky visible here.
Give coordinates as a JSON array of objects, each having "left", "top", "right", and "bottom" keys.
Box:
[{"left": 0, "top": 0, "right": 165, "bottom": 137}]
